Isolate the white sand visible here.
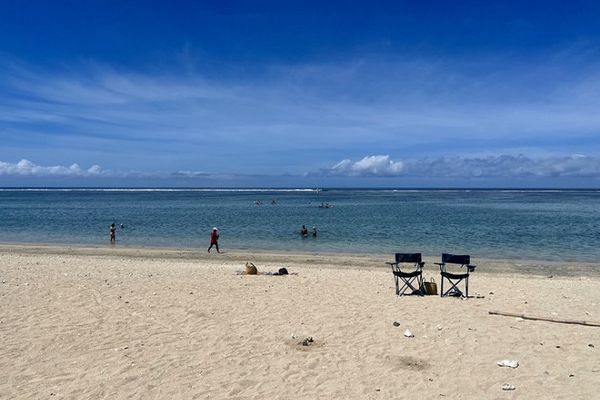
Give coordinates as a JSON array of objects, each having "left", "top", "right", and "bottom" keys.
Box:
[{"left": 1, "top": 244, "right": 599, "bottom": 399}]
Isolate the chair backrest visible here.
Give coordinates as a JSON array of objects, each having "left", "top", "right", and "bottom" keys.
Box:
[
  {"left": 442, "top": 253, "right": 470, "bottom": 265},
  {"left": 395, "top": 253, "right": 422, "bottom": 263}
]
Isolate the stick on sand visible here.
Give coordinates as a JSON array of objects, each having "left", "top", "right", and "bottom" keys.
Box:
[{"left": 489, "top": 310, "right": 600, "bottom": 327}]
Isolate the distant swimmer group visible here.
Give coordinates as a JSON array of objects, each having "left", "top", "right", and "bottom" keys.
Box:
[
  {"left": 300, "top": 224, "right": 317, "bottom": 238},
  {"left": 255, "top": 199, "right": 277, "bottom": 206}
]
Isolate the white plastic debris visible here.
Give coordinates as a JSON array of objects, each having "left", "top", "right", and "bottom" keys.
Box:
[
  {"left": 403, "top": 329, "right": 414, "bottom": 338},
  {"left": 497, "top": 360, "right": 519, "bottom": 368},
  {"left": 501, "top": 384, "right": 515, "bottom": 391}
]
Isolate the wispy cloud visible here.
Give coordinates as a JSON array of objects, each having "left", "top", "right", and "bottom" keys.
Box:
[{"left": 1, "top": 46, "right": 600, "bottom": 178}]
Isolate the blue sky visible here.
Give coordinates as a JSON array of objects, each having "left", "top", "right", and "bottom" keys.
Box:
[{"left": 1, "top": 0, "right": 600, "bottom": 187}]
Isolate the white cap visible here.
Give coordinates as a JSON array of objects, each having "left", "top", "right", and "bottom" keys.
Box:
[{"left": 213, "top": 227, "right": 218, "bottom": 231}]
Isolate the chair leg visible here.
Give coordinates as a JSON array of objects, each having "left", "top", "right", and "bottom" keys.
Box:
[
  {"left": 397, "top": 276, "right": 422, "bottom": 296},
  {"left": 440, "top": 276, "right": 444, "bottom": 297},
  {"left": 442, "top": 278, "right": 463, "bottom": 297}
]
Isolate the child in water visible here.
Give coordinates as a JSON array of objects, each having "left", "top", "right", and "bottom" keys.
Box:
[{"left": 109, "top": 223, "right": 116, "bottom": 243}]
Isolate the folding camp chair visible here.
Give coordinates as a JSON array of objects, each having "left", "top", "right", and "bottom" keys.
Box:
[
  {"left": 436, "top": 253, "right": 476, "bottom": 298},
  {"left": 386, "top": 253, "right": 425, "bottom": 296}
]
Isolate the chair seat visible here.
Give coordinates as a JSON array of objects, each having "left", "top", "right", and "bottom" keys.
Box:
[
  {"left": 441, "top": 271, "right": 469, "bottom": 280},
  {"left": 393, "top": 270, "right": 422, "bottom": 278},
  {"left": 388, "top": 253, "right": 424, "bottom": 296}
]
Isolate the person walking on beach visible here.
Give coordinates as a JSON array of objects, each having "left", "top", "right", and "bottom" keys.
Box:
[
  {"left": 109, "top": 223, "right": 116, "bottom": 243},
  {"left": 208, "top": 227, "right": 221, "bottom": 253}
]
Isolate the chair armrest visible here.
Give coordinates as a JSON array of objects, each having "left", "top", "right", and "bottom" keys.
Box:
[
  {"left": 434, "top": 262, "right": 444, "bottom": 266},
  {"left": 467, "top": 265, "right": 476, "bottom": 272},
  {"left": 418, "top": 261, "right": 425, "bottom": 267},
  {"left": 386, "top": 262, "right": 398, "bottom": 266}
]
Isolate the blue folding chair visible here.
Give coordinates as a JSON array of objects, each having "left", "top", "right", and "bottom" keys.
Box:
[
  {"left": 386, "top": 253, "right": 425, "bottom": 296},
  {"left": 436, "top": 253, "right": 476, "bottom": 298}
]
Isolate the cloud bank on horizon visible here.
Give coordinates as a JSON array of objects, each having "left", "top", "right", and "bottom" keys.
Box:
[
  {"left": 1, "top": 1, "right": 600, "bottom": 187},
  {"left": 3, "top": 154, "right": 600, "bottom": 183}
]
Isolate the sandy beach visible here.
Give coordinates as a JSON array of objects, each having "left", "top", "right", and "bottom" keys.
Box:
[{"left": 1, "top": 244, "right": 599, "bottom": 399}]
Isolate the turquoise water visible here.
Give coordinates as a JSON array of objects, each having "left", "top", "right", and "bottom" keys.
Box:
[{"left": 0, "top": 188, "right": 598, "bottom": 262}]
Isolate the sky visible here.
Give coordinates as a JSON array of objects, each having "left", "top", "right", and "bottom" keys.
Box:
[{"left": 1, "top": 0, "right": 600, "bottom": 187}]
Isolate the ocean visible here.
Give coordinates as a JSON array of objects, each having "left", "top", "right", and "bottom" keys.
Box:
[{"left": 0, "top": 188, "right": 598, "bottom": 262}]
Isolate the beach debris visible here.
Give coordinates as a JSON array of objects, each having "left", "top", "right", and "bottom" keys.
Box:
[
  {"left": 436, "top": 324, "right": 443, "bottom": 331},
  {"left": 291, "top": 333, "right": 296, "bottom": 339},
  {"left": 497, "top": 360, "right": 519, "bottom": 368},
  {"left": 301, "top": 336, "right": 314, "bottom": 346},
  {"left": 569, "top": 373, "right": 575, "bottom": 377},
  {"left": 556, "top": 345, "right": 561, "bottom": 348},
  {"left": 403, "top": 329, "right": 414, "bottom": 338},
  {"left": 488, "top": 310, "right": 600, "bottom": 327},
  {"left": 245, "top": 262, "right": 258, "bottom": 275},
  {"left": 24, "top": 282, "right": 29, "bottom": 286},
  {"left": 589, "top": 344, "right": 595, "bottom": 348},
  {"left": 393, "top": 321, "right": 401, "bottom": 327},
  {"left": 501, "top": 384, "right": 516, "bottom": 391}
]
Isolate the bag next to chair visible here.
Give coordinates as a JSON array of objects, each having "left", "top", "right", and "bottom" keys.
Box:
[{"left": 423, "top": 278, "right": 437, "bottom": 295}]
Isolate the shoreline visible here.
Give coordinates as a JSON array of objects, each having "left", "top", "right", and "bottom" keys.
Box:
[{"left": 1, "top": 242, "right": 597, "bottom": 277}]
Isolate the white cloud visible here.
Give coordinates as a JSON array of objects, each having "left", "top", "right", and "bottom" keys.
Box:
[
  {"left": 329, "top": 155, "right": 404, "bottom": 176},
  {"left": 2, "top": 154, "right": 600, "bottom": 182},
  {"left": 0, "top": 159, "right": 104, "bottom": 177},
  {"left": 318, "top": 154, "right": 600, "bottom": 179}
]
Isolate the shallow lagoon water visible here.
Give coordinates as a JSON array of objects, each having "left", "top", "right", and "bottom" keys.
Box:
[{"left": 0, "top": 188, "right": 598, "bottom": 262}]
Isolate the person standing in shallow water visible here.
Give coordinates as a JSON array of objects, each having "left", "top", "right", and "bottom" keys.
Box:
[
  {"left": 300, "top": 225, "right": 308, "bottom": 237},
  {"left": 109, "top": 223, "right": 116, "bottom": 243},
  {"left": 208, "top": 227, "right": 221, "bottom": 253}
]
